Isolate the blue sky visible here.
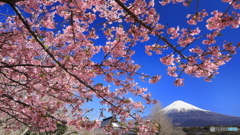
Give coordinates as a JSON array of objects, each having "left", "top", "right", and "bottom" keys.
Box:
[
  {"left": 85, "top": 0, "right": 240, "bottom": 119},
  {"left": 138, "top": 49, "right": 240, "bottom": 117},
  {"left": 1, "top": 0, "right": 239, "bottom": 119},
  {"left": 134, "top": 0, "right": 240, "bottom": 117}
]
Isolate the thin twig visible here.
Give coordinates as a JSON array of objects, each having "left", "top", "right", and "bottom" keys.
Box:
[{"left": 114, "top": 0, "right": 187, "bottom": 59}]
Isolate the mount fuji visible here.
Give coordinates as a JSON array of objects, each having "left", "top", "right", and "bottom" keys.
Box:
[
  {"left": 162, "top": 100, "right": 210, "bottom": 113},
  {"left": 161, "top": 100, "right": 240, "bottom": 127}
]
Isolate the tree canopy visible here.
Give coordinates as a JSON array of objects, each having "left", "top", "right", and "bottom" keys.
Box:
[{"left": 0, "top": 0, "right": 239, "bottom": 134}]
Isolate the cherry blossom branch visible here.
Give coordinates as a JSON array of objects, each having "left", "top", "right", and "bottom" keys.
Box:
[
  {"left": 8, "top": 2, "right": 138, "bottom": 122},
  {"left": 0, "top": 63, "right": 55, "bottom": 68},
  {"left": 114, "top": 0, "right": 187, "bottom": 59},
  {"left": 1, "top": 93, "right": 67, "bottom": 125},
  {"left": 0, "top": 71, "right": 27, "bottom": 86},
  {"left": 1, "top": 94, "right": 30, "bottom": 107},
  {"left": 0, "top": 0, "right": 23, "bottom": 4},
  {"left": 195, "top": 0, "right": 200, "bottom": 13},
  {"left": 223, "top": 0, "right": 237, "bottom": 16},
  {"left": 0, "top": 108, "right": 29, "bottom": 127}
]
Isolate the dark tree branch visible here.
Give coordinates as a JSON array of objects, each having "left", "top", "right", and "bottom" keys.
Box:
[
  {"left": 1, "top": 94, "right": 30, "bottom": 107},
  {"left": 114, "top": 0, "right": 187, "bottom": 59},
  {"left": 8, "top": 3, "right": 136, "bottom": 121},
  {"left": 1, "top": 94, "right": 67, "bottom": 125},
  {"left": 0, "top": 108, "right": 29, "bottom": 127},
  {"left": 0, "top": 71, "right": 27, "bottom": 86},
  {"left": 0, "top": 0, "right": 23, "bottom": 4},
  {"left": 0, "top": 62, "right": 55, "bottom": 68}
]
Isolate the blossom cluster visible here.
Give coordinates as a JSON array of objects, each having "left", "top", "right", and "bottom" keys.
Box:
[{"left": 0, "top": 0, "right": 239, "bottom": 134}]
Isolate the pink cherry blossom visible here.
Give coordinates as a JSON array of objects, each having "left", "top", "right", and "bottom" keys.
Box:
[
  {"left": 167, "top": 66, "right": 178, "bottom": 77},
  {"left": 0, "top": 0, "right": 239, "bottom": 133},
  {"left": 160, "top": 55, "right": 175, "bottom": 65},
  {"left": 149, "top": 75, "right": 161, "bottom": 84},
  {"left": 174, "top": 78, "right": 184, "bottom": 86}
]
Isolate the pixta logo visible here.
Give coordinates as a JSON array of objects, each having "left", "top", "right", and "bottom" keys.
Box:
[
  {"left": 210, "top": 126, "right": 215, "bottom": 132},
  {"left": 210, "top": 126, "right": 239, "bottom": 132}
]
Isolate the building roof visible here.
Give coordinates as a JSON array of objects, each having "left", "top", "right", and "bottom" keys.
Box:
[
  {"left": 100, "top": 116, "right": 136, "bottom": 135},
  {"left": 100, "top": 116, "right": 121, "bottom": 128}
]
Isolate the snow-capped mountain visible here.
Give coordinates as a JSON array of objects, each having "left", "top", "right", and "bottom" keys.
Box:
[
  {"left": 162, "top": 100, "right": 209, "bottom": 113},
  {"left": 162, "top": 100, "right": 240, "bottom": 127}
]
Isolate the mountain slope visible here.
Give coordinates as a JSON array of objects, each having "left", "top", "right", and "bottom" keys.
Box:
[
  {"left": 161, "top": 100, "right": 240, "bottom": 127},
  {"left": 168, "top": 110, "right": 240, "bottom": 127}
]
